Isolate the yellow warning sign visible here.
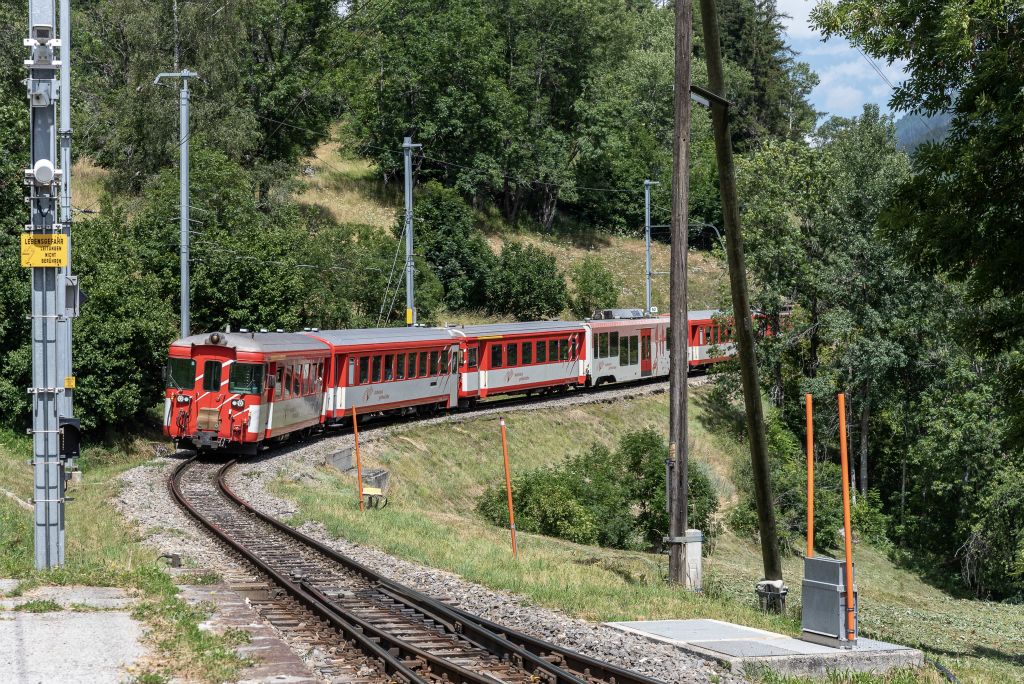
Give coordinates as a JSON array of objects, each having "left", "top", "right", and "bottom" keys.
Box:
[
  {"left": 64, "top": 376, "right": 76, "bottom": 389},
  {"left": 21, "top": 234, "right": 68, "bottom": 267}
]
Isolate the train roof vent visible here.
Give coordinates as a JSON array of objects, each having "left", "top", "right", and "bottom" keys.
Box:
[
  {"left": 593, "top": 308, "right": 645, "bottom": 320},
  {"left": 239, "top": 328, "right": 249, "bottom": 333},
  {"left": 276, "top": 328, "right": 285, "bottom": 333},
  {"left": 259, "top": 328, "right": 268, "bottom": 333}
]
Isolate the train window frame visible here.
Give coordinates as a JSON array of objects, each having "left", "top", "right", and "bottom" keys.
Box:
[
  {"left": 229, "top": 362, "right": 264, "bottom": 395},
  {"left": 559, "top": 339, "right": 569, "bottom": 361},
  {"left": 292, "top": 365, "right": 301, "bottom": 396},
  {"left": 548, "top": 340, "right": 557, "bottom": 360},
  {"left": 396, "top": 353, "right": 406, "bottom": 380},
  {"left": 384, "top": 354, "right": 394, "bottom": 381},
  {"left": 372, "top": 356, "right": 382, "bottom": 383},
  {"left": 491, "top": 344, "right": 503, "bottom": 369},
  {"left": 317, "top": 362, "right": 324, "bottom": 392},
  {"left": 536, "top": 341, "right": 546, "bottom": 363},
  {"left": 359, "top": 357, "right": 369, "bottom": 384},
  {"left": 619, "top": 338, "right": 629, "bottom": 365},
  {"left": 275, "top": 366, "right": 284, "bottom": 398},
  {"left": 507, "top": 343, "right": 518, "bottom": 366},
  {"left": 418, "top": 351, "right": 427, "bottom": 377},
  {"left": 429, "top": 350, "right": 439, "bottom": 376},
  {"left": 407, "top": 352, "right": 416, "bottom": 378},
  {"left": 522, "top": 341, "right": 533, "bottom": 364},
  {"left": 468, "top": 347, "right": 478, "bottom": 369},
  {"left": 598, "top": 332, "right": 608, "bottom": 358},
  {"left": 167, "top": 357, "right": 196, "bottom": 390},
  {"left": 609, "top": 332, "right": 619, "bottom": 357},
  {"left": 629, "top": 336, "right": 639, "bottom": 365},
  {"left": 571, "top": 337, "right": 577, "bottom": 359},
  {"left": 202, "top": 360, "right": 221, "bottom": 393}
]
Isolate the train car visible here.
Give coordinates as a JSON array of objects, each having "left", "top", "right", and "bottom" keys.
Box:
[
  {"left": 687, "top": 309, "right": 736, "bottom": 366},
  {"left": 307, "top": 328, "right": 460, "bottom": 420},
  {"left": 585, "top": 310, "right": 670, "bottom": 385},
  {"left": 449, "top": 322, "right": 588, "bottom": 400},
  {"left": 164, "top": 331, "right": 330, "bottom": 454}
]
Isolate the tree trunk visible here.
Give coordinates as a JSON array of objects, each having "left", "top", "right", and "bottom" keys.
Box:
[{"left": 859, "top": 383, "right": 870, "bottom": 496}]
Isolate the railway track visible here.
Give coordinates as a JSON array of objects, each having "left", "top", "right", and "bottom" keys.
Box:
[{"left": 171, "top": 457, "right": 670, "bottom": 684}]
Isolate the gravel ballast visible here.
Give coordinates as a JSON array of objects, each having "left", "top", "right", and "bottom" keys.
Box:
[{"left": 120, "top": 379, "right": 742, "bottom": 684}]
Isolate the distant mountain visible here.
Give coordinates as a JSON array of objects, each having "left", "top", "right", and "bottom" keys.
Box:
[{"left": 894, "top": 110, "right": 953, "bottom": 153}]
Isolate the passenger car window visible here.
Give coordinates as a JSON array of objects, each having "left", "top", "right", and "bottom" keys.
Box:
[
  {"left": 598, "top": 333, "right": 608, "bottom": 358},
  {"left": 372, "top": 356, "right": 382, "bottom": 383},
  {"left": 620, "top": 338, "right": 629, "bottom": 365},
  {"left": 202, "top": 360, "right": 221, "bottom": 392},
  {"left": 418, "top": 351, "right": 427, "bottom": 376},
  {"left": 229, "top": 363, "right": 264, "bottom": 395},
  {"left": 359, "top": 357, "right": 369, "bottom": 384},
  {"left": 491, "top": 344, "right": 503, "bottom": 369},
  {"left": 609, "top": 332, "right": 619, "bottom": 357},
  {"left": 167, "top": 358, "right": 196, "bottom": 390},
  {"left": 507, "top": 343, "right": 518, "bottom": 366},
  {"left": 549, "top": 340, "right": 557, "bottom": 360},
  {"left": 559, "top": 339, "right": 569, "bottom": 361},
  {"left": 536, "top": 341, "right": 546, "bottom": 363},
  {"left": 468, "top": 347, "right": 478, "bottom": 369},
  {"left": 396, "top": 353, "right": 406, "bottom": 380},
  {"left": 384, "top": 354, "right": 394, "bottom": 381},
  {"left": 522, "top": 342, "right": 533, "bottom": 364}
]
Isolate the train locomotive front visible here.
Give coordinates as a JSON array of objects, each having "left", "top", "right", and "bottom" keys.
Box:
[{"left": 164, "top": 331, "right": 330, "bottom": 454}]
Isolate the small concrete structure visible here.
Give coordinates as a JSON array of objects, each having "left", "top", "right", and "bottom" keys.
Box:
[
  {"left": 0, "top": 593, "right": 146, "bottom": 683},
  {"left": 1, "top": 585, "right": 136, "bottom": 610},
  {"left": 606, "top": 618, "right": 923, "bottom": 678}
]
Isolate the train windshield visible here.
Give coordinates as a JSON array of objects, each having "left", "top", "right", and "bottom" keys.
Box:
[
  {"left": 229, "top": 363, "right": 264, "bottom": 395},
  {"left": 166, "top": 358, "right": 196, "bottom": 389}
]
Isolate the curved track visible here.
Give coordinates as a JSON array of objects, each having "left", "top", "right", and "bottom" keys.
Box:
[{"left": 171, "top": 457, "right": 669, "bottom": 684}]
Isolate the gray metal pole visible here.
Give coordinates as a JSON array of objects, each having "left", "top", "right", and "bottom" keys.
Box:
[
  {"left": 180, "top": 75, "right": 190, "bottom": 338},
  {"left": 27, "top": 0, "right": 65, "bottom": 569},
  {"left": 644, "top": 180, "right": 658, "bottom": 314},
  {"left": 57, "top": 0, "right": 73, "bottom": 424},
  {"left": 155, "top": 70, "right": 198, "bottom": 338},
  {"left": 402, "top": 136, "right": 421, "bottom": 326}
]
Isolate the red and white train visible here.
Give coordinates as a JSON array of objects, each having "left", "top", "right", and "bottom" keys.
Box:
[{"left": 164, "top": 308, "right": 739, "bottom": 454}]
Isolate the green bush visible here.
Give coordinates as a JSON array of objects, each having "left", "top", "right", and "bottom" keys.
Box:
[
  {"left": 486, "top": 243, "right": 567, "bottom": 320},
  {"left": 569, "top": 256, "right": 618, "bottom": 319},
  {"left": 403, "top": 181, "right": 495, "bottom": 310},
  {"left": 477, "top": 429, "right": 719, "bottom": 551}
]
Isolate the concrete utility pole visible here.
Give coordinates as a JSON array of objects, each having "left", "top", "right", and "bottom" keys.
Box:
[
  {"left": 667, "top": 0, "right": 694, "bottom": 588},
  {"left": 698, "top": 0, "right": 783, "bottom": 585},
  {"left": 644, "top": 180, "right": 659, "bottom": 315},
  {"left": 155, "top": 70, "right": 199, "bottom": 338},
  {"left": 26, "top": 0, "right": 76, "bottom": 569},
  {"left": 403, "top": 136, "right": 421, "bottom": 326}
]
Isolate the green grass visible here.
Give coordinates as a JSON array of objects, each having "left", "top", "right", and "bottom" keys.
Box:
[
  {"left": 14, "top": 598, "right": 62, "bottom": 612},
  {"left": 0, "top": 430, "right": 248, "bottom": 683},
  {"left": 271, "top": 388, "right": 1024, "bottom": 683}
]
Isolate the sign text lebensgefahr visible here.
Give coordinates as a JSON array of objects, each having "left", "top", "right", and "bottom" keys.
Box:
[{"left": 21, "top": 234, "right": 68, "bottom": 268}]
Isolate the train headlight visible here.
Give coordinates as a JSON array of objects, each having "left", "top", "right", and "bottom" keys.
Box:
[
  {"left": 231, "top": 398, "right": 245, "bottom": 409},
  {"left": 175, "top": 394, "right": 191, "bottom": 404}
]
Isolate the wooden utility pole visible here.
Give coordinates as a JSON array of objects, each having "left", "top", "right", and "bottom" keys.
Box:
[
  {"left": 668, "top": 0, "right": 693, "bottom": 586},
  {"left": 697, "top": 0, "right": 783, "bottom": 583}
]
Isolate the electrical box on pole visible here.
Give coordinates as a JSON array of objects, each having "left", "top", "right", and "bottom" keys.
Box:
[
  {"left": 403, "top": 137, "right": 421, "bottom": 326},
  {"left": 25, "top": 0, "right": 73, "bottom": 569},
  {"left": 154, "top": 70, "right": 199, "bottom": 339}
]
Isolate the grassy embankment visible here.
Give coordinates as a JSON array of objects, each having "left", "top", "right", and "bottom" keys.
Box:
[
  {"left": 294, "top": 140, "right": 727, "bottom": 316},
  {"left": 0, "top": 434, "right": 249, "bottom": 683},
  {"left": 272, "top": 388, "right": 1024, "bottom": 684}
]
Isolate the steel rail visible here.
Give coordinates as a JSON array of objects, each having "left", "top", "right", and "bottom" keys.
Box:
[
  {"left": 215, "top": 461, "right": 668, "bottom": 684},
  {"left": 170, "top": 457, "right": 425, "bottom": 684}
]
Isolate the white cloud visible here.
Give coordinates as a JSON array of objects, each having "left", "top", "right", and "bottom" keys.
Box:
[
  {"left": 823, "top": 84, "right": 867, "bottom": 114},
  {"left": 776, "top": 0, "right": 818, "bottom": 39}
]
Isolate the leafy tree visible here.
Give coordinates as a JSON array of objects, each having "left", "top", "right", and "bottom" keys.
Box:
[
  {"left": 569, "top": 256, "right": 618, "bottom": 319},
  {"left": 486, "top": 243, "right": 567, "bottom": 320},
  {"left": 74, "top": 0, "right": 343, "bottom": 190},
  {"left": 403, "top": 181, "right": 495, "bottom": 311}
]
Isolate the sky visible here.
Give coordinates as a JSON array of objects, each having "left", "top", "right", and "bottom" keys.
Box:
[{"left": 776, "top": 0, "right": 907, "bottom": 118}]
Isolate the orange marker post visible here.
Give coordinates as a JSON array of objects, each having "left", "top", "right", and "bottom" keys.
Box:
[
  {"left": 806, "top": 393, "right": 814, "bottom": 557},
  {"left": 500, "top": 417, "right": 518, "bottom": 559},
  {"left": 837, "top": 393, "right": 855, "bottom": 641},
  {"left": 352, "top": 406, "right": 364, "bottom": 512}
]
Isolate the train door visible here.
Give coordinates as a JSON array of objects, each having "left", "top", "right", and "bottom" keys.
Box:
[{"left": 640, "top": 328, "right": 652, "bottom": 377}]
